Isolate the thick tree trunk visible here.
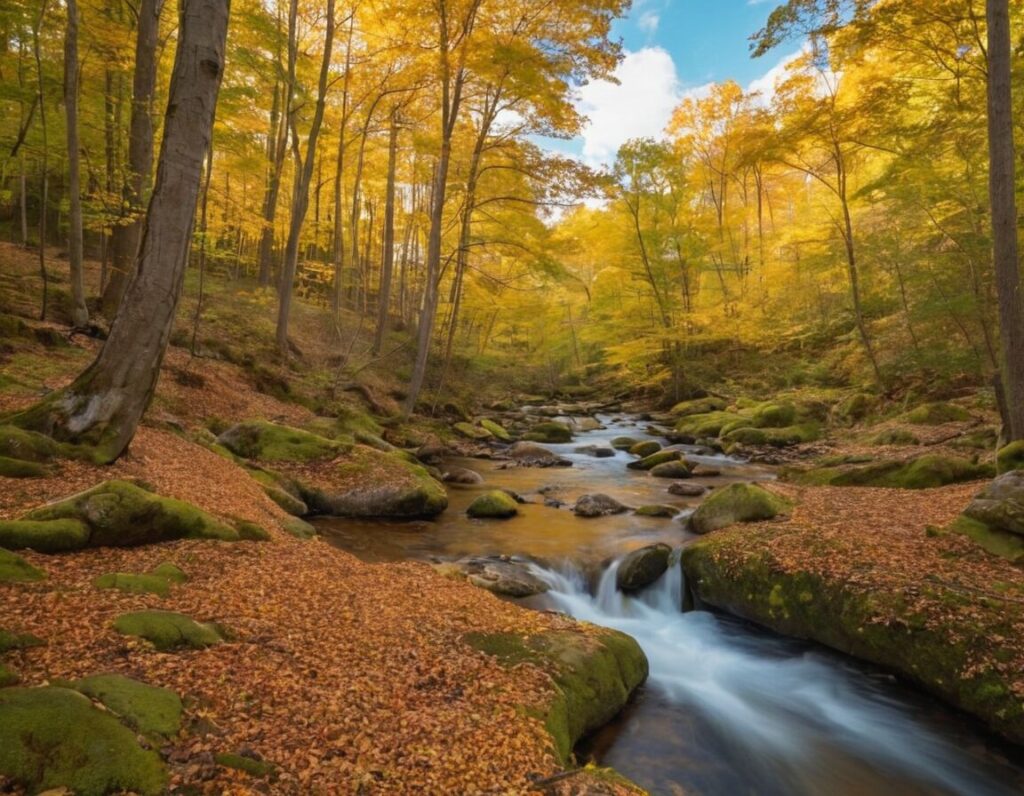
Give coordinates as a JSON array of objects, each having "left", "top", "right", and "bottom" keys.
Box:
[
  {"left": 987, "top": 0, "right": 1024, "bottom": 441},
  {"left": 371, "top": 112, "right": 400, "bottom": 355},
  {"left": 64, "top": 0, "right": 89, "bottom": 327},
  {"left": 7, "top": 0, "right": 229, "bottom": 463},
  {"left": 101, "top": 0, "right": 162, "bottom": 317}
]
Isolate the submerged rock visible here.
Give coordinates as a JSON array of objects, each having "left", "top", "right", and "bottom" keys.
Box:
[
  {"left": 575, "top": 444, "right": 615, "bottom": 458},
  {"left": 574, "top": 494, "right": 628, "bottom": 518},
  {"left": 466, "top": 491, "right": 519, "bottom": 519},
  {"left": 689, "top": 483, "right": 791, "bottom": 534},
  {"left": 669, "top": 482, "right": 707, "bottom": 497},
  {"left": 634, "top": 504, "right": 678, "bottom": 518},
  {"left": 437, "top": 556, "right": 549, "bottom": 597},
  {"left": 616, "top": 543, "right": 673, "bottom": 592}
]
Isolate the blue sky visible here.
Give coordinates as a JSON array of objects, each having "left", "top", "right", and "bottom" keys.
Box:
[{"left": 547, "top": 0, "right": 793, "bottom": 166}]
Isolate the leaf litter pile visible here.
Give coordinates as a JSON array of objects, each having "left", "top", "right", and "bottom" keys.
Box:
[{"left": 0, "top": 429, "right": 638, "bottom": 794}]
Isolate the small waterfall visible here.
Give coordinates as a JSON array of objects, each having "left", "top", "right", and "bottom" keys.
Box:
[{"left": 529, "top": 554, "right": 1019, "bottom": 796}]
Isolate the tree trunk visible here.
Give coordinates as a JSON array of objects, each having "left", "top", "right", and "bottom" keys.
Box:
[
  {"left": 64, "top": 0, "right": 89, "bottom": 327},
  {"left": 372, "top": 111, "right": 399, "bottom": 355},
  {"left": 101, "top": 0, "right": 163, "bottom": 317},
  {"left": 7, "top": 0, "right": 229, "bottom": 463},
  {"left": 32, "top": 0, "right": 49, "bottom": 320},
  {"left": 987, "top": 0, "right": 1024, "bottom": 441},
  {"left": 274, "top": 0, "right": 335, "bottom": 352}
]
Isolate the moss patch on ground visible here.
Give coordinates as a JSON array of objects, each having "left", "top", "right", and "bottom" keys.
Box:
[
  {"left": 113, "top": 610, "right": 225, "bottom": 651},
  {"left": 74, "top": 674, "right": 183, "bottom": 739},
  {"left": 0, "top": 548, "right": 45, "bottom": 582},
  {"left": 790, "top": 455, "right": 992, "bottom": 490}
]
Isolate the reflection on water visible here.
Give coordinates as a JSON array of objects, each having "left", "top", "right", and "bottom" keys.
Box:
[{"left": 317, "top": 413, "right": 1024, "bottom": 796}]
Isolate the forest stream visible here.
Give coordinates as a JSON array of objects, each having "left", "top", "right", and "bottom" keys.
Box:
[{"left": 316, "top": 414, "right": 1024, "bottom": 796}]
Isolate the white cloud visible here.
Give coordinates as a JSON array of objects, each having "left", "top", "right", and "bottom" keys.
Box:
[
  {"left": 746, "top": 48, "right": 806, "bottom": 105},
  {"left": 576, "top": 47, "right": 683, "bottom": 167},
  {"left": 637, "top": 11, "right": 660, "bottom": 33}
]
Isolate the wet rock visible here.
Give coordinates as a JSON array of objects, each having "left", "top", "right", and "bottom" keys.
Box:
[
  {"left": 627, "top": 450, "right": 680, "bottom": 471},
  {"left": 628, "top": 441, "right": 661, "bottom": 458},
  {"left": 574, "top": 494, "right": 628, "bottom": 518},
  {"left": 691, "top": 465, "right": 722, "bottom": 477},
  {"left": 442, "top": 466, "right": 484, "bottom": 485},
  {"left": 634, "top": 504, "right": 678, "bottom": 518},
  {"left": 415, "top": 442, "right": 450, "bottom": 466},
  {"left": 668, "top": 482, "right": 707, "bottom": 497},
  {"left": 611, "top": 436, "right": 639, "bottom": 450},
  {"left": 689, "top": 483, "right": 791, "bottom": 534},
  {"left": 650, "top": 460, "right": 695, "bottom": 479},
  {"left": 507, "top": 441, "right": 572, "bottom": 468},
  {"left": 467, "top": 491, "right": 519, "bottom": 519},
  {"left": 453, "top": 422, "right": 492, "bottom": 441},
  {"left": 571, "top": 417, "right": 604, "bottom": 432},
  {"left": 575, "top": 445, "right": 615, "bottom": 458},
  {"left": 616, "top": 543, "right": 672, "bottom": 592},
  {"left": 437, "top": 556, "right": 549, "bottom": 598},
  {"left": 523, "top": 421, "right": 573, "bottom": 444},
  {"left": 544, "top": 497, "right": 566, "bottom": 508}
]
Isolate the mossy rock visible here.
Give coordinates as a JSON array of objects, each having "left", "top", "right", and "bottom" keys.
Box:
[
  {"left": 674, "top": 411, "right": 744, "bottom": 439},
  {"left": 634, "top": 504, "right": 678, "bottom": 518},
  {"left": 0, "top": 662, "right": 18, "bottom": 687},
  {"left": 0, "top": 686, "right": 167, "bottom": 795},
  {"left": 0, "top": 518, "right": 89, "bottom": 553},
  {"left": 297, "top": 445, "right": 448, "bottom": 518},
  {"left": 74, "top": 674, "right": 182, "bottom": 740},
  {"left": 997, "top": 441, "right": 1024, "bottom": 474},
  {"left": 723, "top": 426, "right": 768, "bottom": 446},
  {"left": 610, "top": 436, "right": 638, "bottom": 450},
  {"left": 689, "top": 483, "right": 791, "bottom": 534},
  {"left": 454, "top": 421, "right": 492, "bottom": 440},
  {"left": 280, "top": 517, "right": 317, "bottom": 539},
  {"left": 152, "top": 562, "right": 188, "bottom": 583},
  {"left": 262, "top": 484, "right": 308, "bottom": 516},
  {"left": 627, "top": 449, "right": 679, "bottom": 471},
  {"left": 762, "top": 423, "right": 821, "bottom": 446},
  {"left": 627, "top": 440, "right": 661, "bottom": 458},
  {"left": 217, "top": 420, "right": 343, "bottom": 462},
  {"left": 0, "top": 629, "right": 44, "bottom": 652},
  {"left": 751, "top": 401, "right": 797, "bottom": 428},
  {"left": 945, "top": 515, "right": 1024, "bottom": 564},
  {"left": 16, "top": 480, "right": 241, "bottom": 549},
  {"left": 0, "top": 424, "right": 59, "bottom": 463},
  {"left": 464, "top": 626, "right": 648, "bottom": 763},
  {"left": 681, "top": 538, "right": 1024, "bottom": 744},
  {"left": 0, "top": 548, "right": 45, "bottom": 582},
  {"left": 113, "top": 610, "right": 225, "bottom": 651},
  {"left": 216, "top": 752, "right": 276, "bottom": 778},
  {"left": 902, "top": 402, "right": 971, "bottom": 425},
  {"left": 467, "top": 490, "right": 519, "bottom": 519},
  {"left": 480, "top": 418, "right": 512, "bottom": 442},
  {"left": 233, "top": 518, "right": 271, "bottom": 541},
  {"left": 792, "top": 455, "right": 992, "bottom": 490},
  {"left": 0, "top": 455, "right": 51, "bottom": 478},
  {"left": 669, "top": 396, "right": 727, "bottom": 417},
  {"left": 617, "top": 543, "right": 673, "bottom": 591},
  {"left": 95, "top": 573, "right": 173, "bottom": 598},
  {"left": 248, "top": 467, "right": 308, "bottom": 516},
  {"left": 650, "top": 460, "right": 694, "bottom": 479},
  {"left": 523, "top": 421, "right": 573, "bottom": 444}
]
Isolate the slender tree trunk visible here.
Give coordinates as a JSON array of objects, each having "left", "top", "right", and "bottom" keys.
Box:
[
  {"left": 275, "top": 0, "right": 335, "bottom": 352},
  {"left": 19, "top": 161, "right": 28, "bottom": 247},
  {"left": 330, "top": 14, "right": 356, "bottom": 315},
  {"left": 102, "top": 0, "right": 163, "bottom": 317},
  {"left": 32, "top": 0, "right": 49, "bottom": 320},
  {"left": 372, "top": 111, "right": 399, "bottom": 354},
  {"left": 64, "top": 0, "right": 89, "bottom": 327},
  {"left": 191, "top": 140, "right": 214, "bottom": 352},
  {"left": 8, "top": 0, "right": 228, "bottom": 462},
  {"left": 987, "top": 0, "right": 1024, "bottom": 441}
]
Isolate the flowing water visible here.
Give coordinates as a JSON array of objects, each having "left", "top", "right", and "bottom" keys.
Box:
[{"left": 317, "top": 413, "right": 1024, "bottom": 795}]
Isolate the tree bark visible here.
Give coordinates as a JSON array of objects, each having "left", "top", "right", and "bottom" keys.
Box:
[
  {"left": 101, "top": 0, "right": 163, "bottom": 317},
  {"left": 31, "top": 0, "right": 49, "bottom": 320},
  {"left": 987, "top": 0, "right": 1024, "bottom": 441},
  {"left": 7, "top": 0, "right": 229, "bottom": 463},
  {"left": 372, "top": 110, "right": 400, "bottom": 354},
  {"left": 64, "top": 0, "right": 89, "bottom": 327}
]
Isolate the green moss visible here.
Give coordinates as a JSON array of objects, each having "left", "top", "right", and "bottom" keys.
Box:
[
  {"left": 870, "top": 429, "right": 920, "bottom": 446},
  {"left": 74, "top": 674, "right": 182, "bottom": 739},
  {"left": 723, "top": 427, "right": 768, "bottom": 446},
  {"left": 650, "top": 460, "right": 695, "bottom": 479},
  {"left": 0, "top": 662, "right": 18, "bottom": 687},
  {"left": 674, "top": 411, "right": 744, "bottom": 438},
  {"left": 113, "top": 610, "right": 225, "bottom": 651},
  {"left": 689, "top": 483, "right": 791, "bottom": 534},
  {"left": 0, "top": 518, "right": 89, "bottom": 552},
  {"left": 94, "top": 573, "right": 172, "bottom": 597},
  {"left": 903, "top": 402, "right": 971, "bottom": 425},
  {"left": 634, "top": 504, "right": 678, "bottom": 517},
  {"left": 0, "top": 686, "right": 167, "bottom": 795},
  {"left": 23, "top": 480, "right": 239, "bottom": 547},
  {"left": 0, "top": 629, "right": 44, "bottom": 652},
  {"left": 628, "top": 440, "right": 661, "bottom": 458},
  {"left": 261, "top": 483, "right": 308, "bottom": 516},
  {"left": 0, "top": 424, "right": 59, "bottom": 462},
  {"left": 946, "top": 515, "right": 1024, "bottom": 564},
  {"left": 836, "top": 392, "right": 872, "bottom": 422},
  {"left": 751, "top": 401, "right": 797, "bottom": 428},
  {"left": 997, "top": 441, "right": 1024, "bottom": 474},
  {"left": 217, "top": 420, "right": 343, "bottom": 462},
  {"left": 627, "top": 449, "right": 680, "bottom": 471},
  {"left": 669, "top": 396, "right": 727, "bottom": 417},
  {"left": 215, "top": 752, "right": 276, "bottom": 778},
  {"left": 480, "top": 418, "right": 512, "bottom": 441},
  {"left": 454, "top": 421, "right": 493, "bottom": 440},
  {"left": 611, "top": 436, "right": 638, "bottom": 450},
  {"left": 151, "top": 562, "right": 188, "bottom": 583},
  {"left": 792, "top": 455, "right": 992, "bottom": 489},
  {"left": 0, "top": 455, "right": 50, "bottom": 478},
  {"left": 464, "top": 627, "right": 648, "bottom": 764},
  {"left": 523, "top": 421, "right": 573, "bottom": 444},
  {"left": 233, "top": 519, "right": 271, "bottom": 541},
  {"left": 281, "top": 517, "right": 317, "bottom": 539},
  {"left": 0, "top": 548, "right": 46, "bottom": 582},
  {"left": 466, "top": 490, "right": 519, "bottom": 519}
]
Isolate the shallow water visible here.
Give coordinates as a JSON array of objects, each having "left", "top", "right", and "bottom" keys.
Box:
[{"left": 318, "top": 414, "right": 1024, "bottom": 795}]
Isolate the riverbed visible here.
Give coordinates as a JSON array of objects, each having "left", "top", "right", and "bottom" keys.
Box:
[{"left": 317, "top": 414, "right": 1024, "bottom": 795}]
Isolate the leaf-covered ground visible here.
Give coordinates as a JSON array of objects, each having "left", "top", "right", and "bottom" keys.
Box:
[{"left": 0, "top": 430, "right": 640, "bottom": 794}]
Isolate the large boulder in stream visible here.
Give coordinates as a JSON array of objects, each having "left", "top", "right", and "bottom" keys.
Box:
[
  {"left": 506, "top": 441, "right": 571, "bottom": 468},
  {"left": 688, "top": 483, "right": 791, "bottom": 534},
  {"left": 616, "top": 544, "right": 672, "bottom": 592},
  {"left": 467, "top": 490, "right": 519, "bottom": 519},
  {"left": 574, "top": 494, "right": 629, "bottom": 518},
  {"left": 523, "top": 421, "right": 573, "bottom": 444},
  {"left": 464, "top": 625, "right": 648, "bottom": 763},
  {"left": 435, "top": 556, "right": 549, "bottom": 597}
]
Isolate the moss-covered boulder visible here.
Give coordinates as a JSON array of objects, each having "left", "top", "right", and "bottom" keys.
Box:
[
  {"left": 95, "top": 572, "right": 174, "bottom": 597},
  {"left": 669, "top": 396, "right": 727, "bottom": 417},
  {"left": 681, "top": 537, "right": 1024, "bottom": 745},
  {"left": 628, "top": 440, "right": 661, "bottom": 458},
  {"left": 523, "top": 421, "right": 573, "bottom": 444},
  {"left": 280, "top": 517, "right": 318, "bottom": 539},
  {"left": 0, "top": 455, "right": 51, "bottom": 478},
  {"left": 467, "top": 490, "right": 519, "bottom": 519},
  {"left": 650, "top": 460, "right": 694, "bottom": 479},
  {"left": 114, "top": 610, "right": 225, "bottom": 651},
  {"left": 0, "top": 686, "right": 167, "bottom": 795},
  {"left": 296, "top": 445, "right": 448, "bottom": 518},
  {"left": 689, "top": 483, "right": 791, "bottom": 535},
  {"left": 791, "top": 455, "right": 992, "bottom": 490},
  {"left": 247, "top": 467, "right": 309, "bottom": 516},
  {"left": 617, "top": 544, "right": 672, "bottom": 592},
  {"left": 480, "top": 418, "right": 512, "bottom": 442},
  {"left": 634, "top": 504, "right": 678, "bottom": 518},
  {"left": 152, "top": 562, "right": 188, "bottom": 583},
  {"left": 464, "top": 626, "right": 648, "bottom": 763},
  {"left": 673, "top": 411, "right": 744, "bottom": 439},
  {"left": 750, "top": 401, "right": 797, "bottom": 428},
  {"left": 0, "top": 548, "right": 45, "bottom": 582},
  {"left": 611, "top": 436, "right": 639, "bottom": 450},
  {"left": 0, "top": 480, "right": 243, "bottom": 552},
  {"left": 74, "top": 674, "right": 182, "bottom": 740},
  {"left": 627, "top": 449, "right": 680, "bottom": 471},
  {"left": 997, "top": 442, "right": 1024, "bottom": 474},
  {"left": 903, "top": 402, "right": 971, "bottom": 425},
  {"left": 454, "top": 421, "right": 493, "bottom": 441},
  {"left": 943, "top": 471, "right": 1024, "bottom": 562},
  {"left": 218, "top": 420, "right": 342, "bottom": 462}
]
